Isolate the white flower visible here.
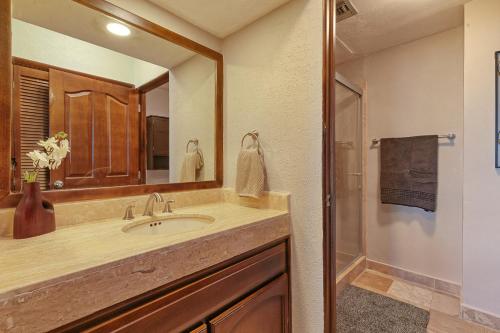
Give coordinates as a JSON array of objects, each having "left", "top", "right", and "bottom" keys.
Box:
[
  {"left": 37, "top": 137, "right": 58, "bottom": 151},
  {"left": 24, "top": 132, "right": 70, "bottom": 183},
  {"left": 50, "top": 139, "right": 70, "bottom": 162},
  {"left": 27, "top": 150, "right": 50, "bottom": 168}
]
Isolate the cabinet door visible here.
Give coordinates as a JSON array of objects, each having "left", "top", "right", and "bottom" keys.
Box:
[
  {"left": 49, "top": 69, "right": 139, "bottom": 188},
  {"left": 209, "top": 274, "right": 290, "bottom": 333}
]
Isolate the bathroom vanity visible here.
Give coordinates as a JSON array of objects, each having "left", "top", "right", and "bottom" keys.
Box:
[{"left": 0, "top": 189, "right": 291, "bottom": 332}]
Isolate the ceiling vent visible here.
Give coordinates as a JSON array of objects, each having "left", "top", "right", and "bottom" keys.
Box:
[{"left": 336, "top": 0, "right": 358, "bottom": 23}]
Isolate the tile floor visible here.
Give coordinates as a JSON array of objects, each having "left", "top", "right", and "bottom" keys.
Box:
[{"left": 351, "top": 270, "right": 499, "bottom": 333}]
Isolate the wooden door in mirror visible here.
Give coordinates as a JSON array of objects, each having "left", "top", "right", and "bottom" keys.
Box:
[{"left": 49, "top": 68, "right": 139, "bottom": 189}]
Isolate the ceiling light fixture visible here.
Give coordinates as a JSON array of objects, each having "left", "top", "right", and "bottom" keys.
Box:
[{"left": 106, "top": 22, "right": 131, "bottom": 37}]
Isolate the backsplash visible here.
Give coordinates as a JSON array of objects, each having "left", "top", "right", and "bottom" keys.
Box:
[{"left": 0, "top": 188, "right": 290, "bottom": 237}]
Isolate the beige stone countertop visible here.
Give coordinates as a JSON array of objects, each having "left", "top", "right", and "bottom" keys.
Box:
[{"left": 0, "top": 202, "right": 288, "bottom": 298}]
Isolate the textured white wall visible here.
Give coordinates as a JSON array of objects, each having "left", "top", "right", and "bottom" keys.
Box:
[
  {"left": 146, "top": 83, "right": 169, "bottom": 118},
  {"left": 338, "top": 27, "right": 464, "bottom": 284},
  {"left": 222, "top": 0, "right": 324, "bottom": 331},
  {"left": 463, "top": 0, "right": 500, "bottom": 317},
  {"left": 169, "top": 55, "right": 216, "bottom": 183},
  {"left": 12, "top": 19, "right": 165, "bottom": 86}
]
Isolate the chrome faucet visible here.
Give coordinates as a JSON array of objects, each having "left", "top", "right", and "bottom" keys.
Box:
[
  {"left": 123, "top": 203, "right": 136, "bottom": 220},
  {"left": 143, "top": 193, "right": 164, "bottom": 216},
  {"left": 163, "top": 199, "right": 175, "bottom": 213}
]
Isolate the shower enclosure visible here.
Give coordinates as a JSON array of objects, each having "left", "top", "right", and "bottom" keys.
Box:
[{"left": 335, "top": 73, "right": 363, "bottom": 275}]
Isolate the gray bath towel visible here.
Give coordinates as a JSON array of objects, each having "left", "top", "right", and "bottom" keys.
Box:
[{"left": 380, "top": 135, "right": 438, "bottom": 211}]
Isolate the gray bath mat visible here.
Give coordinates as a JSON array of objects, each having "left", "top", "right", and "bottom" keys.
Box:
[{"left": 337, "top": 285, "right": 430, "bottom": 333}]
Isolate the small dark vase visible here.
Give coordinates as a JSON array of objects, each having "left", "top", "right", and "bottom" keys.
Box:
[{"left": 13, "top": 182, "right": 55, "bottom": 239}]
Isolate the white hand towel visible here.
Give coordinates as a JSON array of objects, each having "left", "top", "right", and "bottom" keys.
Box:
[
  {"left": 180, "top": 150, "right": 204, "bottom": 182},
  {"left": 235, "top": 147, "right": 265, "bottom": 198}
]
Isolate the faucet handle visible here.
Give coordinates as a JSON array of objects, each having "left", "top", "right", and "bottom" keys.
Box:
[
  {"left": 123, "top": 203, "right": 136, "bottom": 220},
  {"left": 163, "top": 199, "right": 175, "bottom": 213}
]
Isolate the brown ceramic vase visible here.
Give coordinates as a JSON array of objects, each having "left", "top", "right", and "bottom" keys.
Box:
[{"left": 13, "top": 182, "right": 55, "bottom": 239}]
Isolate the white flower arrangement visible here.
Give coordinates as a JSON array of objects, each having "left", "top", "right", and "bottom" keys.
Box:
[{"left": 24, "top": 132, "right": 70, "bottom": 183}]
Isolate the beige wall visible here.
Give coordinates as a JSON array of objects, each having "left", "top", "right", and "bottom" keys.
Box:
[
  {"left": 338, "top": 27, "right": 464, "bottom": 284},
  {"left": 169, "top": 55, "right": 216, "bottom": 183},
  {"left": 463, "top": 0, "right": 500, "bottom": 317},
  {"left": 222, "top": 0, "right": 324, "bottom": 331},
  {"left": 146, "top": 83, "right": 169, "bottom": 118}
]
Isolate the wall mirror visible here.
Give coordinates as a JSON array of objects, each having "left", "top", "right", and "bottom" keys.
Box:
[{"left": 0, "top": 0, "right": 222, "bottom": 205}]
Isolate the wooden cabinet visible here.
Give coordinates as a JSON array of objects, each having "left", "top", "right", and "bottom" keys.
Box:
[
  {"left": 209, "top": 274, "right": 289, "bottom": 333},
  {"left": 55, "top": 241, "right": 290, "bottom": 333},
  {"left": 146, "top": 115, "right": 169, "bottom": 170}
]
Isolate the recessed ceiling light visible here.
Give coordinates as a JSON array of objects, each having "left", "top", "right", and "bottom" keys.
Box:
[{"left": 106, "top": 22, "right": 130, "bottom": 37}]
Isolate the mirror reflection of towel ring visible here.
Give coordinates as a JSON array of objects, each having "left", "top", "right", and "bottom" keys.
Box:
[{"left": 186, "top": 139, "right": 199, "bottom": 153}]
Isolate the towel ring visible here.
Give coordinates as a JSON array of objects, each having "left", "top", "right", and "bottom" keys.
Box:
[
  {"left": 241, "top": 130, "right": 259, "bottom": 148},
  {"left": 186, "top": 139, "right": 199, "bottom": 153},
  {"left": 241, "top": 130, "right": 263, "bottom": 157}
]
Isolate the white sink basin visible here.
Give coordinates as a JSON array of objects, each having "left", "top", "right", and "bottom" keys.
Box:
[{"left": 122, "top": 214, "right": 215, "bottom": 236}]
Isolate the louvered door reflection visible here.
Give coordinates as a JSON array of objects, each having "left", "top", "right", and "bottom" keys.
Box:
[
  {"left": 49, "top": 69, "right": 139, "bottom": 189},
  {"left": 12, "top": 66, "right": 50, "bottom": 191}
]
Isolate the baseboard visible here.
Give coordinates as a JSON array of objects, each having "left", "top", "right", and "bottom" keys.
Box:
[
  {"left": 462, "top": 304, "right": 500, "bottom": 331},
  {"left": 336, "top": 256, "right": 366, "bottom": 296},
  {"left": 367, "top": 259, "right": 461, "bottom": 297}
]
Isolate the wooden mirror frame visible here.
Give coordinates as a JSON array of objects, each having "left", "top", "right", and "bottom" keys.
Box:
[{"left": 0, "top": 0, "right": 223, "bottom": 208}]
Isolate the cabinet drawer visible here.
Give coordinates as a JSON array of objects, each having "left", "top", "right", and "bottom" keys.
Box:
[
  {"left": 209, "top": 274, "right": 289, "bottom": 333},
  {"left": 85, "top": 243, "right": 287, "bottom": 333}
]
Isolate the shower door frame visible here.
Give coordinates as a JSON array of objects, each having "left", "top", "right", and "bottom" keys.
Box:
[{"left": 334, "top": 72, "right": 364, "bottom": 276}]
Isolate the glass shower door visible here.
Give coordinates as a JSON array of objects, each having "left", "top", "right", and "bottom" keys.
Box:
[{"left": 335, "top": 80, "right": 362, "bottom": 275}]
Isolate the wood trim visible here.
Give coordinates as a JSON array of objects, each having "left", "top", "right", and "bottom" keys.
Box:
[
  {"left": 139, "top": 92, "right": 147, "bottom": 184},
  {"left": 0, "top": 0, "right": 224, "bottom": 207},
  {"left": 12, "top": 57, "right": 135, "bottom": 88},
  {"left": 51, "top": 237, "right": 289, "bottom": 332},
  {"left": 137, "top": 71, "right": 170, "bottom": 179},
  {"left": 0, "top": 181, "right": 221, "bottom": 208},
  {"left": 137, "top": 72, "right": 169, "bottom": 93},
  {"left": 215, "top": 54, "right": 224, "bottom": 187},
  {"left": 73, "top": 0, "right": 222, "bottom": 61},
  {"left": 0, "top": 0, "right": 11, "bottom": 199},
  {"left": 322, "top": 0, "right": 336, "bottom": 332}
]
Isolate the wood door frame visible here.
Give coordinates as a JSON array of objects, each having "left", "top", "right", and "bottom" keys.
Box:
[
  {"left": 138, "top": 72, "right": 169, "bottom": 94},
  {"left": 138, "top": 72, "right": 170, "bottom": 184},
  {"left": 0, "top": 0, "right": 223, "bottom": 207},
  {"left": 323, "top": 0, "right": 336, "bottom": 332}
]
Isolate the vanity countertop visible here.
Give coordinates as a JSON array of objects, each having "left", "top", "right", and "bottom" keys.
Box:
[{"left": 0, "top": 192, "right": 290, "bottom": 332}]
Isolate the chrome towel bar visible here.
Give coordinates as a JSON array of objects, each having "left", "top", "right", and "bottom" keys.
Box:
[{"left": 371, "top": 133, "right": 456, "bottom": 146}]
